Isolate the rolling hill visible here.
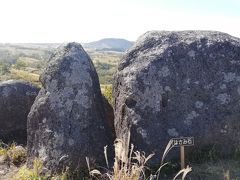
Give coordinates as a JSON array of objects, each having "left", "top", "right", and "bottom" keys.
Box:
[
  {"left": 83, "top": 38, "right": 134, "bottom": 52},
  {"left": 0, "top": 39, "right": 129, "bottom": 84}
]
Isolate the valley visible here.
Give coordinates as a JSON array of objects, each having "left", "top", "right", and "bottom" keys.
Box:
[{"left": 0, "top": 38, "right": 130, "bottom": 86}]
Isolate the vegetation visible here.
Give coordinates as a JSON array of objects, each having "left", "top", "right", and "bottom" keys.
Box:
[
  {"left": 101, "top": 84, "right": 113, "bottom": 104},
  {"left": 10, "top": 69, "right": 40, "bottom": 86},
  {"left": 88, "top": 132, "right": 192, "bottom": 180},
  {"left": 0, "top": 43, "right": 53, "bottom": 64},
  {"left": 0, "top": 44, "right": 121, "bottom": 86},
  {"left": 2, "top": 137, "right": 191, "bottom": 180},
  {"left": 1, "top": 134, "right": 240, "bottom": 179},
  {"left": 89, "top": 50, "right": 121, "bottom": 84},
  {"left": 0, "top": 142, "right": 26, "bottom": 166},
  {"left": 14, "top": 59, "right": 27, "bottom": 70},
  {"left": 0, "top": 62, "right": 11, "bottom": 75},
  {"left": 14, "top": 159, "right": 48, "bottom": 180}
]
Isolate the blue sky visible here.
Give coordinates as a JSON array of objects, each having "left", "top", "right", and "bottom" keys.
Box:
[{"left": 0, "top": 0, "right": 239, "bottom": 43}]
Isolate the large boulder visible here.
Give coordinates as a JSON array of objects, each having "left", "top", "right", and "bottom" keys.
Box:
[
  {"left": 113, "top": 31, "right": 240, "bottom": 163},
  {"left": 27, "top": 43, "right": 113, "bottom": 172},
  {"left": 0, "top": 80, "right": 39, "bottom": 144}
]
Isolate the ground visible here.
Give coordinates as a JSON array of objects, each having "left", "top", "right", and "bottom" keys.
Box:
[
  {"left": 1, "top": 156, "right": 240, "bottom": 179},
  {"left": 0, "top": 164, "right": 18, "bottom": 180}
]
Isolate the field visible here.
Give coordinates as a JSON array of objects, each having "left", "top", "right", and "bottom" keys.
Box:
[
  {"left": 0, "top": 43, "right": 122, "bottom": 86},
  {"left": 88, "top": 50, "right": 121, "bottom": 84}
]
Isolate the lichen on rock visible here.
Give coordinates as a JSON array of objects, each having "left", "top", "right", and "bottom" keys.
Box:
[
  {"left": 27, "top": 42, "right": 113, "bottom": 172},
  {"left": 113, "top": 31, "right": 240, "bottom": 164},
  {"left": 0, "top": 80, "right": 39, "bottom": 145}
]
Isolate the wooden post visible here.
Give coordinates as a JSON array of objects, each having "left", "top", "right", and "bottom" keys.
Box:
[{"left": 180, "top": 145, "right": 185, "bottom": 169}]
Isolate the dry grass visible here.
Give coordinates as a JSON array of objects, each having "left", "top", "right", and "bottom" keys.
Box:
[
  {"left": 101, "top": 84, "right": 112, "bottom": 104},
  {"left": 89, "top": 51, "right": 121, "bottom": 66},
  {"left": 88, "top": 132, "right": 192, "bottom": 180},
  {"left": 10, "top": 68, "right": 40, "bottom": 86},
  {"left": 2, "top": 135, "right": 238, "bottom": 179},
  {"left": 0, "top": 142, "right": 26, "bottom": 166},
  {"left": 14, "top": 158, "right": 48, "bottom": 180},
  {"left": 101, "top": 84, "right": 112, "bottom": 92}
]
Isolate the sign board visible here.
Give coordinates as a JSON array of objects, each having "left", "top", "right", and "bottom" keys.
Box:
[
  {"left": 169, "top": 137, "right": 194, "bottom": 170},
  {"left": 171, "top": 137, "right": 194, "bottom": 147}
]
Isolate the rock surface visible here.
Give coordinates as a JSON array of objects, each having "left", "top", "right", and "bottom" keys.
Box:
[
  {"left": 27, "top": 43, "right": 112, "bottom": 172},
  {"left": 102, "top": 96, "right": 115, "bottom": 139},
  {"left": 113, "top": 31, "right": 240, "bottom": 163},
  {"left": 0, "top": 80, "right": 39, "bottom": 144}
]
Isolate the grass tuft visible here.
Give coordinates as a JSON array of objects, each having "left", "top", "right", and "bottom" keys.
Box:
[
  {"left": 88, "top": 131, "right": 192, "bottom": 180},
  {"left": 0, "top": 142, "right": 26, "bottom": 166},
  {"left": 14, "top": 158, "right": 48, "bottom": 180}
]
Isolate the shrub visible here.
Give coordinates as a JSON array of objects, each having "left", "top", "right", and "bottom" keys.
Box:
[
  {"left": 7, "top": 144, "right": 27, "bottom": 166},
  {"left": 14, "top": 159, "right": 48, "bottom": 180},
  {"left": 102, "top": 85, "right": 113, "bottom": 104},
  {"left": 0, "top": 142, "right": 26, "bottom": 166},
  {"left": 14, "top": 59, "right": 27, "bottom": 70},
  {"left": 0, "top": 62, "right": 11, "bottom": 75}
]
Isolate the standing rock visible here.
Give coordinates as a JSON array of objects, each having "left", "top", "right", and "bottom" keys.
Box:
[
  {"left": 113, "top": 31, "right": 240, "bottom": 163},
  {"left": 27, "top": 43, "right": 112, "bottom": 172},
  {"left": 0, "top": 80, "right": 39, "bottom": 145}
]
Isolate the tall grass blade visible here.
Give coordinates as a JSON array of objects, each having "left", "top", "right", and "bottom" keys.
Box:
[
  {"left": 104, "top": 145, "right": 109, "bottom": 169},
  {"left": 161, "top": 139, "right": 173, "bottom": 165},
  {"left": 173, "top": 165, "right": 192, "bottom": 180}
]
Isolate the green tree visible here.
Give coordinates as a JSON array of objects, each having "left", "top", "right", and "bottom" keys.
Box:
[
  {"left": 0, "top": 62, "right": 11, "bottom": 75},
  {"left": 14, "top": 59, "right": 27, "bottom": 70}
]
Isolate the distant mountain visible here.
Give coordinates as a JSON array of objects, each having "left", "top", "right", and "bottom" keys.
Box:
[{"left": 83, "top": 38, "right": 134, "bottom": 52}]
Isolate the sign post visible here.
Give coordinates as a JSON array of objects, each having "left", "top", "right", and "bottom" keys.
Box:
[
  {"left": 171, "top": 137, "right": 194, "bottom": 169},
  {"left": 180, "top": 146, "right": 185, "bottom": 169}
]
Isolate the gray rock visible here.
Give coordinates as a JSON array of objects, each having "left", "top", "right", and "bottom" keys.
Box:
[
  {"left": 113, "top": 31, "right": 240, "bottom": 163},
  {"left": 0, "top": 80, "right": 39, "bottom": 145},
  {"left": 27, "top": 43, "right": 112, "bottom": 172}
]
